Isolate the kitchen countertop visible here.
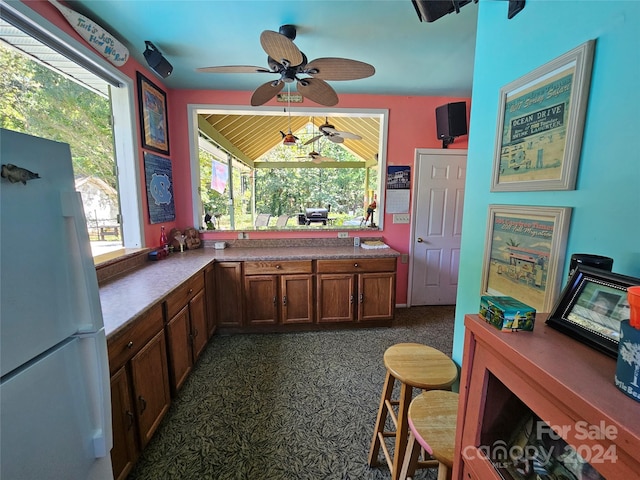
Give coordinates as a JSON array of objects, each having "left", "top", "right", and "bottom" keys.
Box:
[{"left": 100, "top": 245, "right": 400, "bottom": 339}]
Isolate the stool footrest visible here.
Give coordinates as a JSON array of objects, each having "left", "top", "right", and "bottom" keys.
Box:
[
  {"left": 384, "top": 400, "right": 399, "bottom": 427},
  {"left": 377, "top": 433, "right": 394, "bottom": 471},
  {"left": 381, "top": 431, "right": 396, "bottom": 438},
  {"left": 416, "top": 459, "right": 439, "bottom": 469}
]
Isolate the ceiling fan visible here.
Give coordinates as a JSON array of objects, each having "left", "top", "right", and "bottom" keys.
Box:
[
  {"left": 304, "top": 117, "right": 362, "bottom": 145},
  {"left": 197, "top": 24, "right": 375, "bottom": 107},
  {"left": 297, "top": 150, "right": 337, "bottom": 164}
]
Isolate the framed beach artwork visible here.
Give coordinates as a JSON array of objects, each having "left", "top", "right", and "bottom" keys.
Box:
[
  {"left": 137, "top": 72, "right": 170, "bottom": 155},
  {"left": 491, "top": 40, "right": 595, "bottom": 191},
  {"left": 481, "top": 205, "right": 572, "bottom": 312}
]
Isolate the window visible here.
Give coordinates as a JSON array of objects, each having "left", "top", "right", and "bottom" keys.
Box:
[
  {"left": 189, "top": 105, "right": 388, "bottom": 230},
  {"left": 0, "top": 2, "right": 142, "bottom": 257}
]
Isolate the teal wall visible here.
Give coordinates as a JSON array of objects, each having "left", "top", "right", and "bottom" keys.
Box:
[{"left": 452, "top": 0, "right": 640, "bottom": 364}]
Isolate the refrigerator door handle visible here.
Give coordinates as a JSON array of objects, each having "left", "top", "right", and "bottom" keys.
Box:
[
  {"left": 76, "top": 330, "right": 113, "bottom": 458},
  {"left": 60, "top": 191, "right": 105, "bottom": 332}
]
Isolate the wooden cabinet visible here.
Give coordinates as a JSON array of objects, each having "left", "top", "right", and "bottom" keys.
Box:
[
  {"left": 316, "top": 258, "right": 396, "bottom": 323},
  {"left": 164, "top": 272, "right": 207, "bottom": 392},
  {"left": 204, "top": 263, "right": 217, "bottom": 338},
  {"left": 107, "top": 303, "right": 171, "bottom": 480},
  {"left": 453, "top": 314, "right": 640, "bottom": 480},
  {"left": 110, "top": 366, "right": 137, "bottom": 480},
  {"left": 244, "top": 260, "right": 314, "bottom": 325},
  {"left": 215, "top": 262, "right": 244, "bottom": 327}
]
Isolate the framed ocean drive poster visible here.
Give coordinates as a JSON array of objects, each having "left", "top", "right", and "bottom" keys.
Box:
[
  {"left": 491, "top": 40, "right": 595, "bottom": 191},
  {"left": 481, "top": 205, "right": 572, "bottom": 312}
]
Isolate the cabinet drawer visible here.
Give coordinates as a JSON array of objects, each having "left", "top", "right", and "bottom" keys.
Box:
[
  {"left": 108, "top": 302, "right": 164, "bottom": 373},
  {"left": 244, "top": 260, "right": 313, "bottom": 275},
  {"left": 316, "top": 257, "right": 396, "bottom": 273},
  {"left": 165, "top": 272, "right": 205, "bottom": 319}
]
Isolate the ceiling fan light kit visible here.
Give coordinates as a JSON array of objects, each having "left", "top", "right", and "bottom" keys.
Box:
[{"left": 197, "top": 25, "right": 375, "bottom": 107}]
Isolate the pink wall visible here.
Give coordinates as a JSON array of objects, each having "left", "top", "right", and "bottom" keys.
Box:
[
  {"left": 25, "top": 0, "right": 470, "bottom": 305},
  {"left": 168, "top": 90, "right": 470, "bottom": 304}
]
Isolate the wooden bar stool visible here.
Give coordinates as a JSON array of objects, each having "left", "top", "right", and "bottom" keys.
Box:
[
  {"left": 368, "top": 343, "right": 458, "bottom": 480},
  {"left": 399, "top": 390, "right": 459, "bottom": 480}
]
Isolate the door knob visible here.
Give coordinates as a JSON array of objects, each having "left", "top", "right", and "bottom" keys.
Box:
[{"left": 417, "top": 237, "right": 424, "bottom": 243}]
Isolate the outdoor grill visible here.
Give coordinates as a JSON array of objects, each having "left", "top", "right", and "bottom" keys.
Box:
[{"left": 303, "top": 206, "right": 330, "bottom": 225}]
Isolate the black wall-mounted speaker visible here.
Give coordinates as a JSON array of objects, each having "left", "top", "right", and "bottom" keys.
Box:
[
  {"left": 411, "top": 0, "right": 474, "bottom": 23},
  {"left": 436, "top": 102, "right": 468, "bottom": 139},
  {"left": 143, "top": 42, "right": 173, "bottom": 78}
]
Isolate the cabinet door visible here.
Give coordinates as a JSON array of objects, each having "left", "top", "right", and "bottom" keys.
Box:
[
  {"left": 245, "top": 275, "right": 279, "bottom": 325},
  {"left": 215, "top": 262, "right": 243, "bottom": 327},
  {"left": 190, "top": 289, "right": 208, "bottom": 359},
  {"left": 130, "top": 330, "right": 171, "bottom": 449},
  {"left": 204, "top": 264, "right": 216, "bottom": 338},
  {"left": 358, "top": 272, "right": 395, "bottom": 321},
  {"left": 281, "top": 274, "right": 314, "bottom": 324},
  {"left": 110, "top": 367, "right": 138, "bottom": 480},
  {"left": 317, "top": 274, "right": 355, "bottom": 323},
  {"left": 165, "top": 304, "right": 192, "bottom": 392}
]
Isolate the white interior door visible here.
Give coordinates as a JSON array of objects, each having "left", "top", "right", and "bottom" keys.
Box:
[{"left": 409, "top": 149, "right": 467, "bottom": 305}]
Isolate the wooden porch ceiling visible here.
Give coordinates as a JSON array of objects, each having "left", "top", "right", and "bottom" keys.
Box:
[{"left": 198, "top": 113, "right": 380, "bottom": 168}]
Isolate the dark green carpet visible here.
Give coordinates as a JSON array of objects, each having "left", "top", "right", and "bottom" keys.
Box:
[{"left": 127, "top": 306, "right": 456, "bottom": 480}]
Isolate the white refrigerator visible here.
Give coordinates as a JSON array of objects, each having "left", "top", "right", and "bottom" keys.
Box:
[{"left": 1, "top": 129, "right": 114, "bottom": 479}]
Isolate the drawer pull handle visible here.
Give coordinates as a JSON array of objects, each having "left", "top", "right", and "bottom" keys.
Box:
[
  {"left": 283, "top": 295, "right": 287, "bottom": 306},
  {"left": 354, "top": 263, "right": 359, "bottom": 267},
  {"left": 139, "top": 396, "right": 147, "bottom": 414},
  {"left": 275, "top": 264, "right": 281, "bottom": 269},
  {"left": 126, "top": 341, "right": 134, "bottom": 349},
  {"left": 189, "top": 288, "right": 193, "bottom": 294},
  {"left": 273, "top": 296, "right": 278, "bottom": 305},
  {"left": 350, "top": 294, "right": 354, "bottom": 304},
  {"left": 359, "top": 293, "right": 364, "bottom": 303},
  {"left": 126, "top": 411, "right": 135, "bottom": 430}
]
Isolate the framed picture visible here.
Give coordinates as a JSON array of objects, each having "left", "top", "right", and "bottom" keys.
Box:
[
  {"left": 546, "top": 266, "right": 640, "bottom": 358},
  {"left": 144, "top": 152, "right": 175, "bottom": 224},
  {"left": 137, "top": 72, "right": 170, "bottom": 154},
  {"left": 481, "top": 205, "right": 572, "bottom": 312},
  {"left": 491, "top": 40, "right": 595, "bottom": 191}
]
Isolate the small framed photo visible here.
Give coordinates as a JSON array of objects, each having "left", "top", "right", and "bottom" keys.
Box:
[
  {"left": 491, "top": 40, "right": 595, "bottom": 191},
  {"left": 137, "top": 72, "right": 170, "bottom": 155},
  {"left": 481, "top": 205, "right": 572, "bottom": 312},
  {"left": 546, "top": 265, "right": 640, "bottom": 358}
]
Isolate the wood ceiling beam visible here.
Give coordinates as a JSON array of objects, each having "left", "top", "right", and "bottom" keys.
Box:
[
  {"left": 253, "top": 161, "right": 365, "bottom": 169},
  {"left": 197, "top": 116, "right": 254, "bottom": 168}
]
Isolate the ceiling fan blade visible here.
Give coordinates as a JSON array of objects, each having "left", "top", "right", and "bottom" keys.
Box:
[
  {"left": 251, "top": 80, "right": 284, "bottom": 106},
  {"left": 304, "top": 134, "right": 322, "bottom": 146},
  {"left": 196, "top": 65, "right": 272, "bottom": 73},
  {"left": 260, "top": 30, "right": 303, "bottom": 66},
  {"left": 335, "top": 130, "right": 362, "bottom": 141},
  {"left": 297, "top": 78, "right": 339, "bottom": 106},
  {"left": 304, "top": 58, "right": 375, "bottom": 81}
]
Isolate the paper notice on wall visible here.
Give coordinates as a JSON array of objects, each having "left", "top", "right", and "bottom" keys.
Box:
[
  {"left": 386, "top": 165, "right": 410, "bottom": 213},
  {"left": 386, "top": 190, "right": 410, "bottom": 213}
]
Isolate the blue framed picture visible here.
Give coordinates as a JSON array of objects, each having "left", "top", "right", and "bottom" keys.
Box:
[{"left": 144, "top": 152, "right": 175, "bottom": 224}]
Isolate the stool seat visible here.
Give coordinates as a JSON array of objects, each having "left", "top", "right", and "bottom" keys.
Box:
[
  {"left": 368, "top": 343, "right": 458, "bottom": 480},
  {"left": 384, "top": 343, "right": 459, "bottom": 389},
  {"left": 401, "top": 390, "right": 459, "bottom": 480}
]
